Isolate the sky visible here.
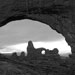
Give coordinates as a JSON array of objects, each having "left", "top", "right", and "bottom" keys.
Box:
[{"left": 0, "top": 19, "right": 71, "bottom": 55}]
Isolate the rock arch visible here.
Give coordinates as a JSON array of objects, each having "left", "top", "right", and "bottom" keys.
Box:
[{"left": 0, "top": 0, "right": 74, "bottom": 54}]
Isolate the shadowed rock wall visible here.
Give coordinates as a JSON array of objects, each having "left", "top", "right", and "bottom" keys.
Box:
[{"left": 0, "top": 0, "right": 74, "bottom": 53}]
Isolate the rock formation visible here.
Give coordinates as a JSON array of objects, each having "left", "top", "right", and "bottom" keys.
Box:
[
  {"left": 10, "top": 52, "right": 19, "bottom": 61},
  {"left": 0, "top": 0, "right": 74, "bottom": 54},
  {"left": 27, "top": 40, "right": 35, "bottom": 57},
  {"left": 27, "top": 40, "right": 60, "bottom": 61},
  {"left": 27, "top": 40, "right": 35, "bottom": 49},
  {"left": 18, "top": 51, "right": 26, "bottom": 60},
  {"left": 52, "top": 48, "right": 59, "bottom": 54}
]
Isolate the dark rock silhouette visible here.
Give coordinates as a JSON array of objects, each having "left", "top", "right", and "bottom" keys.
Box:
[
  {"left": 10, "top": 52, "right": 19, "bottom": 61},
  {"left": 52, "top": 48, "right": 59, "bottom": 54},
  {"left": 18, "top": 51, "right": 26, "bottom": 61},
  {"left": 35, "top": 47, "right": 47, "bottom": 57},
  {"left": 27, "top": 41, "right": 35, "bottom": 49},
  {"left": 45, "top": 48, "right": 59, "bottom": 56},
  {"left": 27, "top": 40, "right": 36, "bottom": 58},
  {"left": 26, "top": 41, "right": 60, "bottom": 61},
  {"left": 20, "top": 51, "right": 25, "bottom": 57}
]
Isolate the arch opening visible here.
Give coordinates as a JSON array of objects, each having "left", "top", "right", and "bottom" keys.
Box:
[
  {"left": 0, "top": 19, "right": 71, "bottom": 57},
  {"left": 41, "top": 50, "right": 45, "bottom": 55}
]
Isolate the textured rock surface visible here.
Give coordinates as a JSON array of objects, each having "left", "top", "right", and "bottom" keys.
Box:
[{"left": 0, "top": 0, "right": 74, "bottom": 54}]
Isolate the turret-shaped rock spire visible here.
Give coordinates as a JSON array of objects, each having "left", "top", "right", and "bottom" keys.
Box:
[
  {"left": 27, "top": 40, "right": 35, "bottom": 49},
  {"left": 27, "top": 40, "right": 35, "bottom": 56}
]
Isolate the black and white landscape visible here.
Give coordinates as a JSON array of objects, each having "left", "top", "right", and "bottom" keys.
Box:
[{"left": 0, "top": 0, "right": 75, "bottom": 75}]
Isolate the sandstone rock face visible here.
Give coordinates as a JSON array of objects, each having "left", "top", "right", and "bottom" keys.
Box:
[{"left": 0, "top": 0, "right": 74, "bottom": 54}]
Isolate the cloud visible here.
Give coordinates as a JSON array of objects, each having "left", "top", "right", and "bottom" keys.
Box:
[{"left": 0, "top": 20, "right": 64, "bottom": 47}]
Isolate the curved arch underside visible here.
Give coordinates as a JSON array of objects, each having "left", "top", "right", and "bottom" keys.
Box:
[{"left": 0, "top": 0, "right": 75, "bottom": 53}]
